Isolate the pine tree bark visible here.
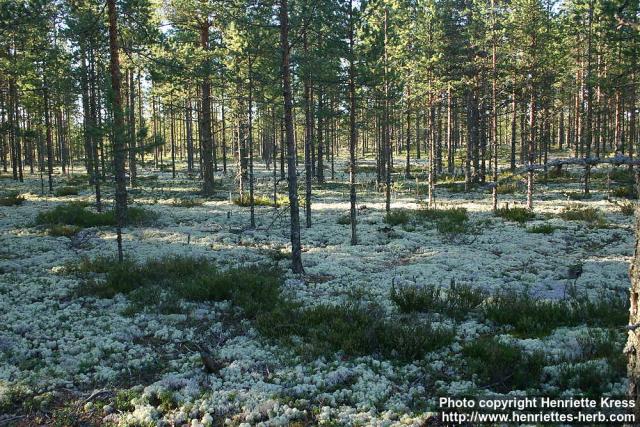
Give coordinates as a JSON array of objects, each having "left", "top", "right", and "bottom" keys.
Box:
[
  {"left": 383, "top": 8, "right": 391, "bottom": 213},
  {"left": 8, "top": 48, "right": 19, "bottom": 181},
  {"left": 107, "top": 0, "right": 128, "bottom": 262},
  {"left": 303, "top": 27, "right": 312, "bottom": 228},
  {"left": 447, "top": 85, "right": 453, "bottom": 173},
  {"left": 317, "top": 91, "right": 324, "bottom": 184},
  {"left": 221, "top": 86, "right": 227, "bottom": 174},
  {"left": 628, "top": 167, "right": 640, "bottom": 415},
  {"left": 89, "top": 60, "right": 102, "bottom": 212},
  {"left": 170, "top": 102, "right": 176, "bottom": 178},
  {"left": 43, "top": 77, "right": 54, "bottom": 193},
  {"left": 200, "top": 11, "right": 214, "bottom": 195},
  {"left": 405, "top": 87, "right": 411, "bottom": 179},
  {"left": 248, "top": 56, "right": 255, "bottom": 228},
  {"left": 80, "top": 46, "right": 94, "bottom": 181},
  {"left": 491, "top": 0, "right": 498, "bottom": 211},
  {"left": 584, "top": 1, "right": 594, "bottom": 195},
  {"left": 279, "top": 0, "right": 303, "bottom": 274},
  {"left": 349, "top": 0, "right": 357, "bottom": 246},
  {"left": 128, "top": 69, "right": 137, "bottom": 186},
  {"left": 80, "top": 45, "right": 101, "bottom": 211},
  {"left": 527, "top": 91, "right": 536, "bottom": 210},
  {"left": 186, "top": 98, "right": 194, "bottom": 173}
]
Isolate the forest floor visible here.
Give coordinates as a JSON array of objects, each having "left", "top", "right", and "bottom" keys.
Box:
[{"left": 0, "top": 156, "right": 634, "bottom": 426}]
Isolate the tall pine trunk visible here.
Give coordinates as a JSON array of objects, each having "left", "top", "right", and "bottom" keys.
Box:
[
  {"left": 43, "top": 77, "right": 54, "bottom": 193},
  {"left": 200, "top": 13, "right": 214, "bottom": 195},
  {"left": 279, "top": 0, "right": 303, "bottom": 274},
  {"left": 128, "top": 70, "right": 137, "bottom": 186},
  {"left": 383, "top": 8, "right": 391, "bottom": 213},
  {"left": 303, "top": 28, "right": 312, "bottom": 228},
  {"left": 349, "top": 0, "right": 357, "bottom": 246},
  {"left": 107, "top": 0, "right": 128, "bottom": 262},
  {"left": 248, "top": 57, "right": 255, "bottom": 228}
]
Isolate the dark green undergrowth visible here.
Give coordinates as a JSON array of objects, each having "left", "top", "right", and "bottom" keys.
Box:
[
  {"left": 390, "top": 280, "right": 486, "bottom": 320},
  {"left": 392, "top": 281, "right": 627, "bottom": 338},
  {"left": 492, "top": 171, "right": 520, "bottom": 193},
  {"left": 234, "top": 194, "right": 292, "bottom": 208},
  {"left": 526, "top": 223, "right": 558, "bottom": 234},
  {"left": 0, "top": 191, "right": 25, "bottom": 206},
  {"left": 384, "top": 210, "right": 411, "bottom": 225},
  {"left": 462, "top": 337, "right": 545, "bottom": 393},
  {"left": 74, "top": 256, "right": 453, "bottom": 361},
  {"left": 544, "top": 328, "right": 628, "bottom": 397},
  {"left": 610, "top": 185, "right": 637, "bottom": 200},
  {"left": 336, "top": 214, "right": 352, "bottom": 225},
  {"left": 565, "top": 191, "right": 592, "bottom": 201},
  {"left": 172, "top": 198, "right": 204, "bottom": 208},
  {"left": 53, "top": 186, "right": 79, "bottom": 197},
  {"left": 484, "top": 291, "right": 627, "bottom": 336},
  {"left": 593, "top": 167, "right": 635, "bottom": 185},
  {"left": 576, "top": 329, "right": 627, "bottom": 378},
  {"left": 495, "top": 206, "right": 535, "bottom": 223},
  {"left": 64, "top": 175, "right": 89, "bottom": 186},
  {"left": 233, "top": 194, "right": 274, "bottom": 207},
  {"left": 415, "top": 207, "right": 468, "bottom": 223},
  {"left": 415, "top": 207, "right": 470, "bottom": 235},
  {"left": 545, "top": 168, "right": 573, "bottom": 182},
  {"left": 36, "top": 203, "right": 157, "bottom": 229},
  {"left": 552, "top": 361, "right": 618, "bottom": 397},
  {"left": 496, "top": 182, "right": 519, "bottom": 194},
  {"left": 619, "top": 201, "right": 635, "bottom": 216},
  {"left": 559, "top": 204, "right": 606, "bottom": 226},
  {"left": 548, "top": 328, "right": 626, "bottom": 397},
  {"left": 257, "top": 302, "right": 455, "bottom": 361},
  {"left": 439, "top": 182, "right": 467, "bottom": 193},
  {"left": 383, "top": 207, "right": 471, "bottom": 235},
  {"left": 47, "top": 224, "right": 82, "bottom": 237}
]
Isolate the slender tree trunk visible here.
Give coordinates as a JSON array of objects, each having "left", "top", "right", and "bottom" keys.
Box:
[
  {"left": 511, "top": 89, "right": 517, "bottom": 171},
  {"left": 272, "top": 107, "right": 278, "bottom": 206},
  {"left": 584, "top": 0, "right": 594, "bottom": 195},
  {"left": 8, "top": 49, "right": 19, "bottom": 182},
  {"left": 491, "top": 0, "right": 498, "bottom": 211},
  {"left": 43, "top": 75, "right": 54, "bottom": 193},
  {"left": 384, "top": 8, "right": 391, "bottom": 213},
  {"left": 302, "top": 29, "right": 313, "bottom": 228},
  {"left": 280, "top": 113, "right": 285, "bottom": 180},
  {"left": 447, "top": 85, "right": 453, "bottom": 173},
  {"left": 186, "top": 99, "right": 194, "bottom": 173},
  {"left": 331, "top": 97, "right": 336, "bottom": 180},
  {"left": 428, "top": 107, "right": 435, "bottom": 206},
  {"left": 170, "top": 102, "right": 176, "bottom": 178},
  {"left": 200, "top": 13, "right": 214, "bottom": 195},
  {"left": 89, "top": 60, "right": 102, "bottom": 212},
  {"left": 152, "top": 95, "right": 158, "bottom": 167},
  {"left": 107, "top": 0, "right": 128, "bottom": 262},
  {"left": 138, "top": 73, "right": 144, "bottom": 165},
  {"left": 221, "top": 88, "right": 227, "bottom": 174},
  {"left": 81, "top": 45, "right": 101, "bottom": 211},
  {"left": 465, "top": 89, "right": 477, "bottom": 190},
  {"left": 129, "top": 69, "right": 137, "bottom": 186},
  {"left": 559, "top": 108, "right": 565, "bottom": 150},
  {"left": 630, "top": 80, "right": 637, "bottom": 170},
  {"left": 248, "top": 57, "right": 255, "bottom": 228},
  {"left": 405, "top": 87, "right": 411, "bottom": 179},
  {"left": 280, "top": 0, "right": 303, "bottom": 274},
  {"left": 349, "top": 1, "right": 357, "bottom": 245},
  {"left": 80, "top": 46, "right": 94, "bottom": 183},
  {"left": 56, "top": 108, "right": 67, "bottom": 175},
  {"left": 317, "top": 90, "right": 324, "bottom": 184},
  {"left": 527, "top": 91, "right": 536, "bottom": 210}
]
